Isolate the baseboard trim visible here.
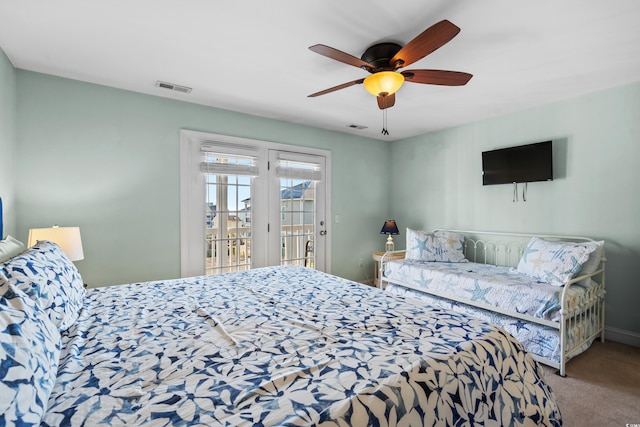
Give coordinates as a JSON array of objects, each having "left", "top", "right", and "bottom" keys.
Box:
[{"left": 605, "top": 326, "right": 640, "bottom": 348}]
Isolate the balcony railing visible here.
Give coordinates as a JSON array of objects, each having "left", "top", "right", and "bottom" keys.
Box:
[{"left": 205, "top": 225, "right": 314, "bottom": 274}]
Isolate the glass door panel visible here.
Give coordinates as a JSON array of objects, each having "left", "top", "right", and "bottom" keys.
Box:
[
  {"left": 269, "top": 150, "right": 326, "bottom": 271},
  {"left": 204, "top": 163, "right": 253, "bottom": 274},
  {"left": 280, "top": 179, "right": 316, "bottom": 267}
]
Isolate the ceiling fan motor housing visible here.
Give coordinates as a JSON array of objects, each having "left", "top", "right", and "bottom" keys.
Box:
[{"left": 360, "top": 43, "right": 403, "bottom": 72}]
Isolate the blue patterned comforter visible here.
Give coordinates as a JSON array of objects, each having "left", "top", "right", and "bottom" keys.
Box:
[{"left": 43, "top": 265, "right": 561, "bottom": 426}]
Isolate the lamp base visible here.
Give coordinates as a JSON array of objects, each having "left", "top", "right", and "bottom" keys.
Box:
[{"left": 385, "top": 235, "right": 394, "bottom": 252}]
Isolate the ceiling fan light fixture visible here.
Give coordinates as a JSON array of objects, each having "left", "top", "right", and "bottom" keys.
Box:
[{"left": 363, "top": 71, "right": 404, "bottom": 97}]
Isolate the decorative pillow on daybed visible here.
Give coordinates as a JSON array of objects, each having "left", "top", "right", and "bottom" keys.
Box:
[
  {"left": 575, "top": 240, "right": 605, "bottom": 282},
  {"left": 405, "top": 228, "right": 468, "bottom": 262},
  {"left": 1, "top": 240, "right": 85, "bottom": 331},
  {"left": 0, "top": 274, "right": 61, "bottom": 426},
  {"left": 0, "top": 235, "right": 26, "bottom": 263},
  {"left": 516, "top": 237, "right": 601, "bottom": 286}
]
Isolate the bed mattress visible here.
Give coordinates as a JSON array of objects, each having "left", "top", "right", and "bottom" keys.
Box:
[
  {"left": 43, "top": 265, "right": 561, "bottom": 426},
  {"left": 385, "top": 282, "right": 598, "bottom": 364},
  {"left": 383, "top": 259, "right": 593, "bottom": 322}
]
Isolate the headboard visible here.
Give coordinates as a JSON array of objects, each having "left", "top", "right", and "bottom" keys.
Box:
[{"left": 434, "top": 229, "right": 602, "bottom": 268}]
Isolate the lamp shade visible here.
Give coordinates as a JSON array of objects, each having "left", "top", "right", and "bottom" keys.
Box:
[
  {"left": 363, "top": 71, "right": 405, "bottom": 97},
  {"left": 380, "top": 220, "right": 399, "bottom": 235},
  {"left": 28, "top": 226, "right": 84, "bottom": 261}
]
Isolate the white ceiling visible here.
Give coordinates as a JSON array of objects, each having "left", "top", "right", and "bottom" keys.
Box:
[{"left": 1, "top": 1, "right": 639, "bottom": 141}]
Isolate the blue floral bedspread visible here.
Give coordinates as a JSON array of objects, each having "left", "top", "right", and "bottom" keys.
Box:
[
  {"left": 384, "top": 259, "right": 592, "bottom": 322},
  {"left": 43, "top": 265, "right": 561, "bottom": 426}
]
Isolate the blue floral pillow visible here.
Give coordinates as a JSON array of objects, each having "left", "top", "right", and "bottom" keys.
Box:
[
  {"left": 516, "top": 237, "right": 599, "bottom": 286},
  {"left": 1, "top": 241, "right": 85, "bottom": 331},
  {"left": 0, "top": 274, "right": 61, "bottom": 426},
  {"left": 405, "top": 229, "right": 468, "bottom": 262}
]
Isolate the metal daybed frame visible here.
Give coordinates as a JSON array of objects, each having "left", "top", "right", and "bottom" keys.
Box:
[{"left": 378, "top": 229, "right": 606, "bottom": 377}]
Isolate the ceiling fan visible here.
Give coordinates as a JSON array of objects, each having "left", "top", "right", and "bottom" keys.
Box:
[{"left": 308, "top": 20, "right": 473, "bottom": 110}]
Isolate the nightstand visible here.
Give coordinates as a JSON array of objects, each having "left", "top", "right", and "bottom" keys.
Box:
[{"left": 372, "top": 251, "right": 405, "bottom": 288}]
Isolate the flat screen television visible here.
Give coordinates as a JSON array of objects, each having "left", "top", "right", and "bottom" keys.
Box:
[{"left": 482, "top": 141, "right": 553, "bottom": 185}]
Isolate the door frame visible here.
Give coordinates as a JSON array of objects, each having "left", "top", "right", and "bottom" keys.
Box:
[{"left": 179, "top": 129, "right": 332, "bottom": 277}]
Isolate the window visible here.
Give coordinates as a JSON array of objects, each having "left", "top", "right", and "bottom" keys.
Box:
[
  {"left": 201, "top": 148, "right": 257, "bottom": 274},
  {"left": 180, "top": 130, "right": 331, "bottom": 277}
]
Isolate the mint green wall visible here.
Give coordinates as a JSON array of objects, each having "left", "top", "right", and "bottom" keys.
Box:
[
  {"left": 0, "top": 49, "right": 16, "bottom": 236},
  {"left": 7, "top": 49, "right": 639, "bottom": 336},
  {"left": 15, "top": 70, "right": 389, "bottom": 286},
  {"left": 390, "top": 82, "right": 640, "bottom": 334}
]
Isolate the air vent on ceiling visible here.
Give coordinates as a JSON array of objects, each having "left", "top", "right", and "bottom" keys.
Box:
[
  {"left": 155, "top": 80, "right": 192, "bottom": 94},
  {"left": 347, "top": 124, "right": 368, "bottom": 130}
]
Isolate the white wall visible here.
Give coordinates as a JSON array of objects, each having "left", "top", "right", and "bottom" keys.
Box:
[{"left": 390, "top": 81, "right": 640, "bottom": 336}]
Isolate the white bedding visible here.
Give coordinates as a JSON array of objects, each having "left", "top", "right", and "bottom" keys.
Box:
[
  {"left": 383, "top": 259, "right": 594, "bottom": 322},
  {"left": 385, "top": 282, "right": 599, "bottom": 363}
]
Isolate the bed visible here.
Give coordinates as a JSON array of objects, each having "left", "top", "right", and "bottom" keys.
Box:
[
  {"left": 1, "top": 240, "right": 562, "bottom": 426},
  {"left": 379, "top": 229, "right": 606, "bottom": 377}
]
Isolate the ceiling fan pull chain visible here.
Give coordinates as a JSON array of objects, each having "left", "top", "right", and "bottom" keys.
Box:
[{"left": 381, "top": 109, "right": 389, "bottom": 135}]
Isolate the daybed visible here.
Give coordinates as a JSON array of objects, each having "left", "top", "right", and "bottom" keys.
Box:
[
  {"left": 379, "top": 229, "right": 606, "bottom": 377},
  {"left": 0, "top": 239, "right": 563, "bottom": 426}
]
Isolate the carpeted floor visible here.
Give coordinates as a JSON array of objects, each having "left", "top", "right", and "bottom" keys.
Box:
[{"left": 542, "top": 340, "right": 640, "bottom": 426}]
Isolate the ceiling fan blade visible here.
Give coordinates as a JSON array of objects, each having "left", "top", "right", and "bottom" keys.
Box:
[
  {"left": 391, "top": 20, "right": 460, "bottom": 69},
  {"left": 377, "top": 93, "right": 395, "bottom": 110},
  {"left": 402, "top": 69, "right": 472, "bottom": 86},
  {"left": 308, "top": 78, "right": 365, "bottom": 97},
  {"left": 309, "top": 44, "right": 375, "bottom": 71}
]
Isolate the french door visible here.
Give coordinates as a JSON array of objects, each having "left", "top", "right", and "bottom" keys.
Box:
[
  {"left": 180, "top": 130, "right": 330, "bottom": 277},
  {"left": 268, "top": 150, "right": 326, "bottom": 269}
]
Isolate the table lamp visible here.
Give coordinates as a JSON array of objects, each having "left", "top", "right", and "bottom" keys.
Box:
[
  {"left": 380, "top": 219, "right": 399, "bottom": 252},
  {"left": 28, "top": 225, "right": 84, "bottom": 261}
]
